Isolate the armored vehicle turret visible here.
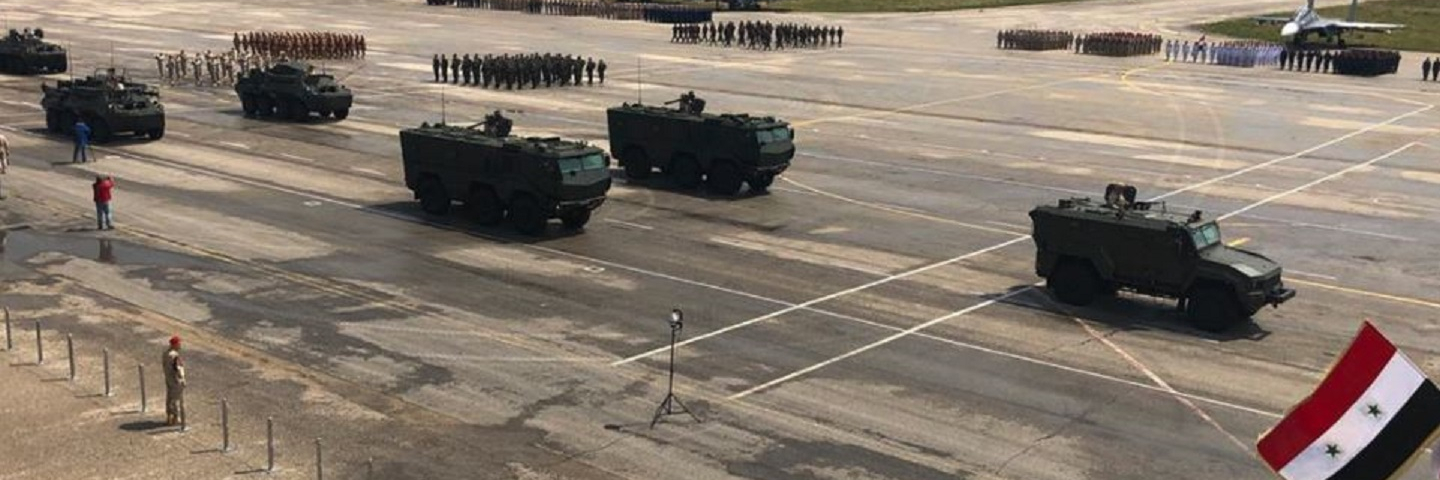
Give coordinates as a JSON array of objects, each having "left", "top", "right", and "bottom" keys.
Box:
[
  {"left": 1029, "top": 184, "right": 1295, "bottom": 332},
  {"left": 41, "top": 69, "right": 165, "bottom": 142},
  {"left": 607, "top": 92, "right": 795, "bottom": 195},
  {"left": 0, "top": 28, "right": 67, "bottom": 74},
  {"left": 236, "top": 61, "right": 352, "bottom": 121},
  {"left": 400, "top": 117, "right": 611, "bottom": 235}
]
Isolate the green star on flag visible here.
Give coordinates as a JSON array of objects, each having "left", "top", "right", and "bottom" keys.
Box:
[
  {"left": 1325, "top": 443, "right": 1342, "bottom": 459},
  {"left": 1365, "top": 404, "right": 1382, "bottom": 418}
]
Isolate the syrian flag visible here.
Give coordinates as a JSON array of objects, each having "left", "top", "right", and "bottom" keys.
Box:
[{"left": 1257, "top": 322, "right": 1440, "bottom": 480}]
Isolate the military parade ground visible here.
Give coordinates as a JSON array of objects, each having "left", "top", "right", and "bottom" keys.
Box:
[{"left": 1, "top": 0, "right": 1439, "bottom": 478}]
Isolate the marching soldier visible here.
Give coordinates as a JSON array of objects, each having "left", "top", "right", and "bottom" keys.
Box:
[
  {"left": 585, "top": 57, "right": 595, "bottom": 85},
  {"left": 433, "top": 54, "right": 442, "bottom": 82},
  {"left": 597, "top": 58, "right": 606, "bottom": 84},
  {"left": 451, "top": 53, "right": 461, "bottom": 84}
]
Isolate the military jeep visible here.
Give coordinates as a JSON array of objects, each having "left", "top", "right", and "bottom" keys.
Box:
[{"left": 1029, "top": 184, "right": 1295, "bottom": 332}]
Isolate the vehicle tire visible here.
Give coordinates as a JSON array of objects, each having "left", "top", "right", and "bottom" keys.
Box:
[
  {"left": 417, "top": 178, "right": 451, "bottom": 215},
  {"left": 333, "top": 108, "right": 349, "bottom": 120},
  {"left": 706, "top": 161, "right": 743, "bottom": 195},
  {"left": 559, "top": 209, "right": 591, "bottom": 230},
  {"left": 748, "top": 173, "right": 775, "bottom": 193},
  {"left": 45, "top": 109, "right": 60, "bottom": 133},
  {"left": 1185, "top": 284, "right": 1245, "bottom": 333},
  {"left": 90, "top": 118, "right": 113, "bottom": 144},
  {"left": 147, "top": 128, "right": 164, "bottom": 140},
  {"left": 622, "top": 147, "right": 651, "bottom": 180},
  {"left": 318, "top": 109, "right": 332, "bottom": 118},
  {"left": 508, "top": 195, "right": 547, "bottom": 236},
  {"left": 288, "top": 101, "right": 308, "bottom": 121},
  {"left": 1048, "top": 260, "right": 1100, "bottom": 306},
  {"left": 241, "top": 96, "right": 257, "bottom": 117},
  {"left": 670, "top": 154, "right": 702, "bottom": 189},
  {"left": 256, "top": 96, "right": 274, "bottom": 117},
  {"left": 467, "top": 187, "right": 503, "bottom": 225}
]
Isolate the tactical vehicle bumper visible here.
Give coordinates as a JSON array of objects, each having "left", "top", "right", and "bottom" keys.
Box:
[
  {"left": 554, "top": 196, "right": 607, "bottom": 215},
  {"left": 107, "top": 112, "right": 165, "bottom": 134},
  {"left": 307, "top": 94, "right": 353, "bottom": 112},
  {"left": 1244, "top": 279, "right": 1295, "bottom": 311},
  {"left": 748, "top": 161, "right": 790, "bottom": 176}
]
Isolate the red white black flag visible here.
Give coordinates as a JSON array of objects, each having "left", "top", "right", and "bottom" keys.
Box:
[{"left": 1257, "top": 322, "right": 1440, "bottom": 480}]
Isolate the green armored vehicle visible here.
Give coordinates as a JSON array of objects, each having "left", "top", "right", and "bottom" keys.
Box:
[
  {"left": 41, "top": 69, "right": 165, "bottom": 142},
  {"left": 607, "top": 92, "right": 794, "bottom": 195},
  {"left": 0, "top": 28, "right": 67, "bottom": 74},
  {"left": 1029, "top": 184, "right": 1295, "bottom": 332},
  {"left": 236, "top": 61, "right": 352, "bottom": 121},
  {"left": 400, "top": 112, "right": 611, "bottom": 235}
]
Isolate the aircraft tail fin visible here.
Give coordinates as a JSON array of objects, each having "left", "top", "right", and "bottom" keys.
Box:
[{"left": 1347, "top": 0, "right": 1357, "bottom": 21}]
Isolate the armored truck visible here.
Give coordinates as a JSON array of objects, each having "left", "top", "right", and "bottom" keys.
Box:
[
  {"left": 400, "top": 119, "right": 611, "bottom": 236},
  {"left": 1029, "top": 184, "right": 1295, "bottom": 332},
  {"left": 607, "top": 93, "right": 794, "bottom": 195},
  {"left": 236, "top": 61, "right": 352, "bottom": 121},
  {"left": 0, "top": 28, "right": 67, "bottom": 74},
  {"left": 41, "top": 69, "right": 165, "bottom": 142}
]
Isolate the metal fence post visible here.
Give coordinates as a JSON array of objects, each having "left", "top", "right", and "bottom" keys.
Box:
[
  {"left": 315, "top": 438, "right": 323, "bottom": 480},
  {"left": 66, "top": 334, "right": 75, "bottom": 381},
  {"left": 4, "top": 306, "right": 11, "bottom": 351},
  {"left": 367, "top": 457, "right": 374, "bottom": 479},
  {"left": 137, "top": 364, "right": 145, "bottom": 409},
  {"left": 221, "top": 398, "right": 230, "bottom": 452},
  {"left": 34, "top": 320, "right": 42, "bottom": 364},
  {"left": 266, "top": 417, "right": 276, "bottom": 473},
  {"left": 102, "top": 348, "right": 111, "bottom": 397}
]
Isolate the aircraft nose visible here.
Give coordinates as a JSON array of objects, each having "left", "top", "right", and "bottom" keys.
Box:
[{"left": 1281, "top": 22, "right": 1300, "bottom": 36}]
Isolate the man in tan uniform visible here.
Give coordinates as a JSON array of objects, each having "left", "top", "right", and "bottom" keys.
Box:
[
  {"left": 163, "top": 335, "right": 186, "bottom": 426},
  {"left": 0, "top": 133, "right": 9, "bottom": 199}
]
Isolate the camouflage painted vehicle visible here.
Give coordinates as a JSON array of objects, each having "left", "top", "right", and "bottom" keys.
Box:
[
  {"left": 0, "top": 28, "right": 67, "bottom": 74},
  {"left": 606, "top": 92, "right": 794, "bottom": 195},
  {"left": 1029, "top": 184, "right": 1295, "bottom": 332},
  {"left": 41, "top": 69, "right": 165, "bottom": 142},
  {"left": 235, "top": 61, "right": 352, "bottom": 121},
  {"left": 400, "top": 115, "right": 611, "bottom": 235}
]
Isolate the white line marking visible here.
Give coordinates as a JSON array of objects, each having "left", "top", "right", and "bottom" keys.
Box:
[
  {"left": 279, "top": 153, "right": 314, "bottom": 162},
  {"left": 411, "top": 353, "right": 607, "bottom": 363},
  {"left": 219, "top": 141, "right": 251, "bottom": 150},
  {"left": 603, "top": 219, "right": 655, "bottom": 231},
  {"left": 781, "top": 176, "right": 1026, "bottom": 236},
  {"left": 612, "top": 235, "right": 1032, "bottom": 366},
  {"left": 1217, "top": 142, "right": 1418, "bottom": 221},
  {"left": 1285, "top": 269, "right": 1338, "bottom": 281}
]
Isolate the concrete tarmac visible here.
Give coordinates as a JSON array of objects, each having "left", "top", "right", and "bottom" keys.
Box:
[{"left": 1, "top": 0, "right": 1439, "bottom": 478}]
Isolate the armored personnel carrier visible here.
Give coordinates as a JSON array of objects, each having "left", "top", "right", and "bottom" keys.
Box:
[
  {"left": 400, "top": 113, "right": 611, "bottom": 236},
  {"left": 607, "top": 92, "right": 794, "bottom": 195},
  {"left": 0, "top": 28, "right": 67, "bottom": 74},
  {"left": 236, "top": 61, "right": 352, "bottom": 121},
  {"left": 41, "top": 69, "right": 165, "bottom": 142},
  {"left": 1029, "top": 184, "right": 1295, "bottom": 332}
]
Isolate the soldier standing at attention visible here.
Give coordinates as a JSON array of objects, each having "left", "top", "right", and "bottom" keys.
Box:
[
  {"left": 586, "top": 57, "right": 596, "bottom": 85},
  {"left": 433, "top": 54, "right": 442, "bottom": 83},
  {"left": 1424, "top": 57, "right": 1433, "bottom": 82},
  {"left": 597, "top": 59, "right": 606, "bottom": 84},
  {"left": 451, "top": 54, "right": 461, "bottom": 84},
  {"left": 162, "top": 335, "right": 186, "bottom": 427},
  {"left": 439, "top": 54, "right": 450, "bottom": 83},
  {"left": 461, "top": 54, "right": 472, "bottom": 85}
]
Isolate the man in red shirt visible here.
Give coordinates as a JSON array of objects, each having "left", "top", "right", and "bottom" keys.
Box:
[{"left": 92, "top": 175, "right": 114, "bottom": 230}]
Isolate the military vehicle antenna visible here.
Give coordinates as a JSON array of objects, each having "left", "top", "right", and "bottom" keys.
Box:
[
  {"left": 440, "top": 85, "right": 447, "bottom": 125},
  {"left": 636, "top": 57, "right": 642, "bottom": 105},
  {"left": 109, "top": 42, "right": 114, "bottom": 70}
]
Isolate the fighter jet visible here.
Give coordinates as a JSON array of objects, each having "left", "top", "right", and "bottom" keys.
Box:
[{"left": 1253, "top": 0, "right": 1403, "bottom": 47}]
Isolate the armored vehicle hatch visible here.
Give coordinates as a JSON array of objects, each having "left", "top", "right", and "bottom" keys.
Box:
[
  {"left": 1029, "top": 184, "right": 1295, "bottom": 332},
  {"left": 607, "top": 92, "right": 795, "bottom": 195},
  {"left": 400, "top": 119, "right": 611, "bottom": 236},
  {"left": 41, "top": 69, "right": 165, "bottom": 142},
  {"left": 236, "top": 61, "right": 352, "bottom": 121}
]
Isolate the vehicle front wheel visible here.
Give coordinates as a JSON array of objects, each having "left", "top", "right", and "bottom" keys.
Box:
[
  {"left": 418, "top": 178, "right": 451, "bottom": 215},
  {"left": 622, "top": 148, "right": 651, "bottom": 180},
  {"left": 147, "top": 128, "right": 164, "bottom": 140},
  {"left": 1185, "top": 285, "right": 1246, "bottom": 333},
  {"left": 706, "top": 161, "right": 743, "bottom": 195},
  {"left": 467, "top": 187, "right": 503, "bottom": 225},
  {"left": 333, "top": 108, "right": 349, "bottom": 120},
  {"left": 1048, "top": 260, "right": 1100, "bottom": 306},
  {"left": 748, "top": 173, "right": 775, "bottom": 193},
  {"left": 559, "top": 209, "right": 591, "bottom": 230}
]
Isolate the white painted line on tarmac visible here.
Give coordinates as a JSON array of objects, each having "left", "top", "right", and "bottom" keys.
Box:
[
  {"left": 279, "top": 153, "right": 314, "bottom": 162},
  {"left": 1217, "top": 142, "right": 1418, "bottom": 221},
  {"left": 1285, "top": 269, "right": 1338, "bottom": 281},
  {"left": 604, "top": 219, "right": 654, "bottom": 231},
  {"left": 219, "top": 141, "right": 251, "bottom": 150}
]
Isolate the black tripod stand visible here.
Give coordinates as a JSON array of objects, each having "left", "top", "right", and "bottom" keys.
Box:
[{"left": 651, "top": 309, "right": 701, "bottom": 428}]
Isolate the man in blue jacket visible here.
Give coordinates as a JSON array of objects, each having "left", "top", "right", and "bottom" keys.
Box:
[{"left": 72, "top": 119, "right": 91, "bottom": 163}]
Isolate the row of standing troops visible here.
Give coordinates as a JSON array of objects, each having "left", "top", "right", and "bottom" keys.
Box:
[
  {"left": 154, "top": 50, "right": 275, "bottom": 87},
  {"left": 232, "top": 31, "right": 366, "bottom": 60},
  {"left": 1075, "top": 32, "right": 1162, "bottom": 57},
  {"left": 996, "top": 30, "right": 1073, "bottom": 51},
  {"left": 433, "top": 53, "right": 607, "bottom": 89},
  {"left": 430, "top": 0, "right": 710, "bottom": 22},
  {"left": 672, "top": 21, "right": 843, "bottom": 49}
]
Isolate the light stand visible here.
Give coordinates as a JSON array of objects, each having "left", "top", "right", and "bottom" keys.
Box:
[{"left": 651, "top": 309, "right": 700, "bottom": 428}]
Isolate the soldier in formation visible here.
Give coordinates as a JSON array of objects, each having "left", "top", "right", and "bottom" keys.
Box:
[
  {"left": 1421, "top": 57, "right": 1437, "bottom": 82},
  {"left": 155, "top": 50, "right": 258, "bottom": 87},
  {"left": 1277, "top": 48, "right": 1335, "bottom": 74},
  {"left": 1167, "top": 40, "right": 1281, "bottom": 68},
  {"left": 996, "top": 29, "right": 1073, "bottom": 51},
  {"left": 1074, "top": 32, "right": 1162, "bottom": 57},
  {"left": 433, "top": 0, "right": 704, "bottom": 22},
  {"left": 430, "top": 53, "right": 607, "bottom": 89},
  {"left": 233, "top": 31, "right": 365, "bottom": 60},
  {"left": 1330, "top": 49, "right": 1401, "bottom": 77},
  {"left": 672, "top": 21, "right": 843, "bottom": 50}
]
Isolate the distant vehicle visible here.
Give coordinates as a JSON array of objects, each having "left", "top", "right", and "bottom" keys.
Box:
[
  {"left": 727, "top": 0, "right": 761, "bottom": 11},
  {"left": 41, "top": 69, "right": 165, "bottom": 142},
  {"left": 0, "top": 28, "right": 67, "bottom": 74},
  {"left": 235, "top": 61, "right": 352, "bottom": 121},
  {"left": 1253, "top": 0, "right": 1402, "bottom": 47},
  {"left": 399, "top": 113, "right": 611, "bottom": 235},
  {"left": 607, "top": 92, "right": 794, "bottom": 195},
  {"left": 1029, "top": 184, "right": 1295, "bottom": 332}
]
